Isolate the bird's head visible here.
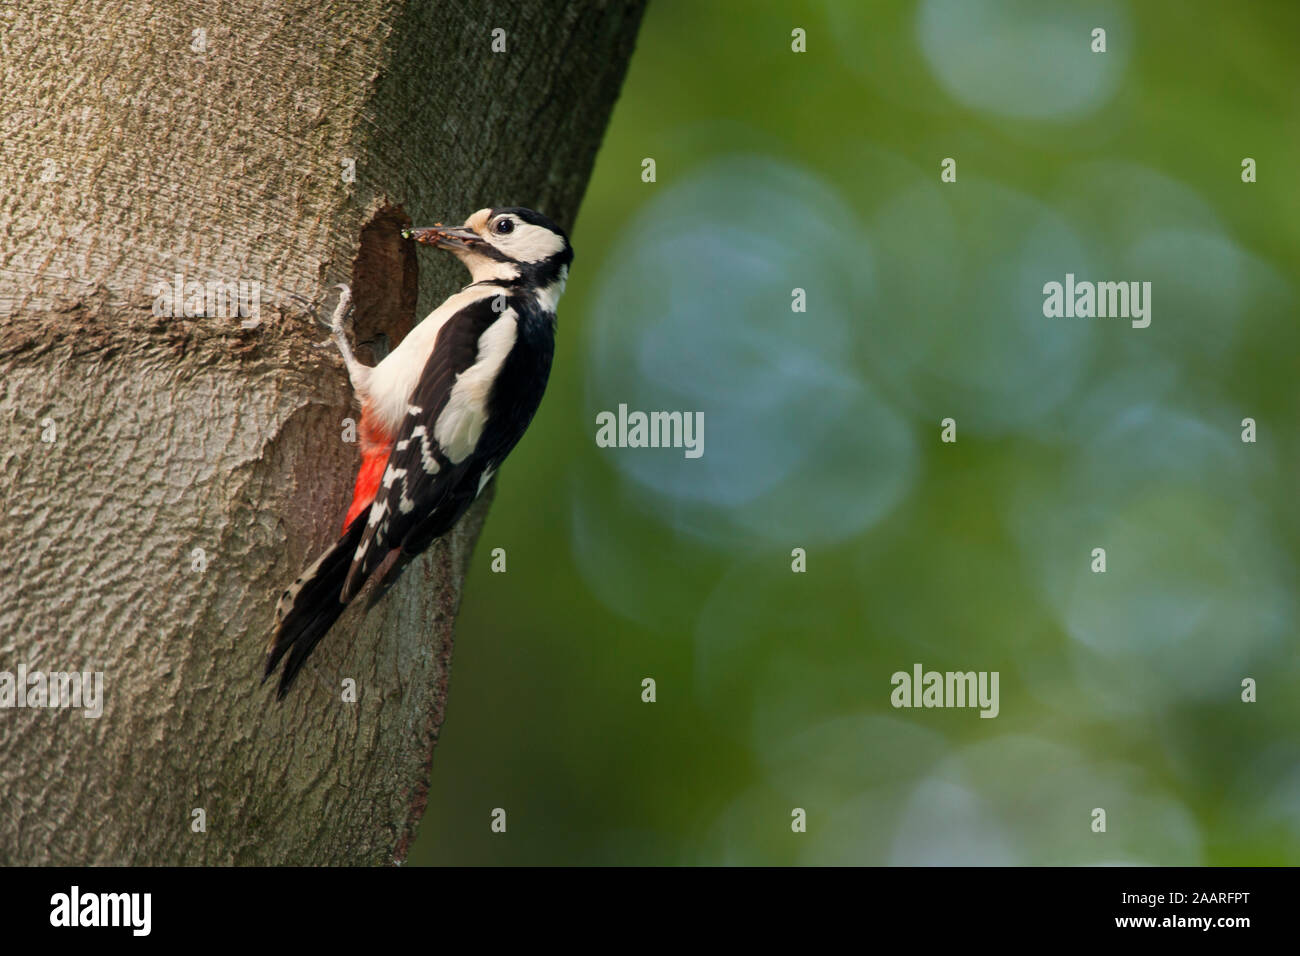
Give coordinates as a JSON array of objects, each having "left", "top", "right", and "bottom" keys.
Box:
[{"left": 404, "top": 207, "right": 573, "bottom": 293}]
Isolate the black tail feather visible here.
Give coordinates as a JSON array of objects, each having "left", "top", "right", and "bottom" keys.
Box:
[
  {"left": 265, "top": 512, "right": 369, "bottom": 700},
  {"left": 357, "top": 485, "right": 473, "bottom": 611},
  {"left": 360, "top": 546, "right": 427, "bottom": 612}
]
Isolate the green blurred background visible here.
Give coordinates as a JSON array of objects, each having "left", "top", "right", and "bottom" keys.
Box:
[{"left": 410, "top": 0, "right": 1299, "bottom": 865}]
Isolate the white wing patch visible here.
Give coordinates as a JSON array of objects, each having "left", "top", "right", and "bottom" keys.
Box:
[
  {"left": 362, "top": 286, "right": 508, "bottom": 437},
  {"left": 409, "top": 425, "right": 440, "bottom": 475},
  {"left": 434, "top": 312, "right": 517, "bottom": 464}
]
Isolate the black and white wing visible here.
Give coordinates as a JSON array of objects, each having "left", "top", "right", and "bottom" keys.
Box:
[{"left": 339, "top": 294, "right": 508, "bottom": 603}]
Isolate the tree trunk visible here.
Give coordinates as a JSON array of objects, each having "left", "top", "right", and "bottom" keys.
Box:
[{"left": 0, "top": 0, "right": 643, "bottom": 865}]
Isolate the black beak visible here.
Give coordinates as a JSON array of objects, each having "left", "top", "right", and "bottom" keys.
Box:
[{"left": 402, "top": 224, "right": 481, "bottom": 251}]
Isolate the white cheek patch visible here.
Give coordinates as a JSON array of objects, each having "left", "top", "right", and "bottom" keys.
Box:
[
  {"left": 461, "top": 252, "right": 521, "bottom": 283},
  {"left": 434, "top": 313, "right": 518, "bottom": 463},
  {"left": 502, "top": 224, "right": 565, "bottom": 264}
]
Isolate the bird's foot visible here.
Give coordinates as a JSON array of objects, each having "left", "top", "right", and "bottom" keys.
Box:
[{"left": 314, "top": 283, "right": 354, "bottom": 350}]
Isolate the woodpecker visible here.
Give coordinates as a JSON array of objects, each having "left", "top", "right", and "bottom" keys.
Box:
[{"left": 264, "top": 207, "right": 572, "bottom": 699}]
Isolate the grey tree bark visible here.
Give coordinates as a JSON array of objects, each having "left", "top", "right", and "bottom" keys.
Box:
[{"left": 0, "top": 0, "right": 643, "bottom": 865}]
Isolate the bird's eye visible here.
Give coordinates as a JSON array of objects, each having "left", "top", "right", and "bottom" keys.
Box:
[{"left": 494, "top": 218, "right": 514, "bottom": 235}]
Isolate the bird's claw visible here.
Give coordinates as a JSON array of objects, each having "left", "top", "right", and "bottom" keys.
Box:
[
  {"left": 324, "top": 283, "right": 353, "bottom": 331},
  {"left": 313, "top": 284, "right": 354, "bottom": 348}
]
